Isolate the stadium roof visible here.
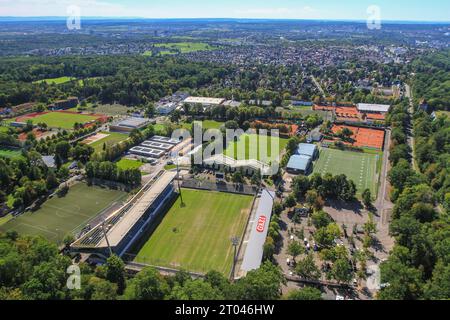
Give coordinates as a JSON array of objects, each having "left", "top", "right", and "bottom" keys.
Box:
[
  {"left": 117, "top": 117, "right": 150, "bottom": 128},
  {"left": 287, "top": 155, "right": 312, "bottom": 172},
  {"left": 184, "top": 96, "right": 225, "bottom": 105},
  {"left": 241, "top": 189, "right": 275, "bottom": 273},
  {"left": 296, "top": 143, "right": 317, "bottom": 158},
  {"left": 203, "top": 154, "right": 274, "bottom": 175},
  {"left": 72, "top": 171, "right": 177, "bottom": 250},
  {"left": 357, "top": 103, "right": 391, "bottom": 113}
]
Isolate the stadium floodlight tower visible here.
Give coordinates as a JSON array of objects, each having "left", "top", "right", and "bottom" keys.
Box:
[
  {"left": 230, "top": 236, "right": 240, "bottom": 280},
  {"left": 101, "top": 220, "right": 113, "bottom": 257},
  {"left": 175, "top": 151, "right": 184, "bottom": 206}
]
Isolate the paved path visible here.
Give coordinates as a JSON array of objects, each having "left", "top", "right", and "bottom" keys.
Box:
[
  {"left": 311, "top": 75, "right": 326, "bottom": 98},
  {"left": 405, "top": 84, "right": 418, "bottom": 171},
  {"left": 374, "top": 129, "right": 394, "bottom": 227}
]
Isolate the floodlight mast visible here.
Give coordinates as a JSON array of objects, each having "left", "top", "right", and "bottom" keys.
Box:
[
  {"left": 175, "top": 151, "right": 184, "bottom": 206},
  {"left": 230, "top": 236, "right": 240, "bottom": 281},
  {"left": 102, "top": 220, "right": 113, "bottom": 257}
]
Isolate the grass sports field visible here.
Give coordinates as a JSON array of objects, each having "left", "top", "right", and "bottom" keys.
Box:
[
  {"left": 19, "top": 112, "right": 99, "bottom": 130},
  {"left": 0, "top": 183, "right": 127, "bottom": 243},
  {"left": 144, "top": 42, "right": 218, "bottom": 56},
  {"left": 313, "top": 148, "right": 379, "bottom": 195},
  {"left": 134, "top": 189, "right": 253, "bottom": 274},
  {"left": 0, "top": 147, "right": 22, "bottom": 159},
  {"left": 89, "top": 131, "right": 130, "bottom": 152},
  {"left": 33, "top": 76, "right": 76, "bottom": 85},
  {"left": 181, "top": 120, "right": 224, "bottom": 131},
  {"left": 225, "top": 134, "right": 289, "bottom": 163}
]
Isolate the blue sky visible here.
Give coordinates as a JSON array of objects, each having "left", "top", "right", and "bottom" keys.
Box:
[{"left": 0, "top": 0, "right": 449, "bottom": 21}]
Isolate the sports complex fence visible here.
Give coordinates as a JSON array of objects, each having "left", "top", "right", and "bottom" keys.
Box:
[{"left": 180, "top": 178, "right": 259, "bottom": 196}]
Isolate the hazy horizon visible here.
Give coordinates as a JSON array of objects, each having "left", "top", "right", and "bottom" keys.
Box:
[{"left": 0, "top": 0, "right": 449, "bottom": 22}]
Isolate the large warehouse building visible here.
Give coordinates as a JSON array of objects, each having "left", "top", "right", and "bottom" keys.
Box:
[
  {"left": 295, "top": 143, "right": 319, "bottom": 160},
  {"left": 110, "top": 117, "right": 154, "bottom": 133},
  {"left": 357, "top": 103, "right": 391, "bottom": 114},
  {"left": 183, "top": 96, "right": 225, "bottom": 108},
  {"left": 287, "top": 143, "right": 318, "bottom": 175}
]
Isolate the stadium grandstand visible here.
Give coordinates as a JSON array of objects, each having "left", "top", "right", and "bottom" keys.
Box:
[{"left": 71, "top": 171, "right": 177, "bottom": 259}]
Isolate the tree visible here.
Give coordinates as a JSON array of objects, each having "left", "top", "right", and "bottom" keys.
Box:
[
  {"left": 305, "top": 189, "right": 324, "bottom": 211},
  {"left": 311, "top": 210, "right": 333, "bottom": 229},
  {"left": 124, "top": 267, "right": 169, "bottom": 300},
  {"left": 331, "top": 258, "right": 353, "bottom": 284},
  {"left": 55, "top": 141, "right": 71, "bottom": 160},
  {"left": 144, "top": 103, "right": 155, "bottom": 118},
  {"left": 362, "top": 188, "right": 372, "bottom": 209},
  {"left": 283, "top": 193, "right": 296, "bottom": 208},
  {"left": 231, "top": 171, "right": 244, "bottom": 184},
  {"left": 292, "top": 175, "right": 310, "bottom": 199},
  {"left": 378, "top": 251, "right": 424, "bottom": 300},
  {"left": 46, "top": 170, "right": 59, "bottom": 190},
  {"left": 105, "top": 255, "right": 126, "bottom": 295},
  {"left": 295, "top": 254, "right": 321, "bottom": 280},
  {"left": 233, "top": 262, "right": 285, "bottom": 300},
  {"left": 169, "top": 279, "right": 224, "bottom": 300},
  {"left": 287, "top": 287, "right": 323, "bottom": 300},
  {"left": 89, "top": 277, "right": 118, "bottom": 300},
  {"left": 250, "top": 170, "right": 261, "bottom": 186},
  {"left": 314, "top": 223, "right": 341, "bottom": 248},
  {"left": 263, "top": 237, "right": 275, "bottom": 261},
  {"left": 287, "top": 241, "right": 302, "bottom": 262}
]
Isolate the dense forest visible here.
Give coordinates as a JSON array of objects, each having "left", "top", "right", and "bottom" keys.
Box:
[
  {"left": 412, "top": 50, "right": 450, "bottom": 111},
  {"left": 379, "top": 98, "right": 449, "bottom": 299},
  {"left": 0, "top": 56, "right": 230, "bottom": 107},
  {"left": 0, "top": 232, "right": 326, "bottom": 300}
]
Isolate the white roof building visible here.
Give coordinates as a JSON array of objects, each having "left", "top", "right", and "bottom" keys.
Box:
[
  {"left": 357, "top": 103, "right": 391, "bottom": 113},
  {"left": 183, "top": 96, "right": 225, "bottom": 106}
]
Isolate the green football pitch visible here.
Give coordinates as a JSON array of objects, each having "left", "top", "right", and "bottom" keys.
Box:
[
  {"left": 224, "top": 134, "right": 289, "bottom": 163},
  {"left": 21, "top": 112, "right": 99, "bottom": 130},
  {"left": 89, "top": 131, "right": 130, "bottom": 153},
  {"left": 313, "top": 148, "right": 380, "bottom": 195},
  {"left": 134, "top": 189, "right": 253, "bottom": 274},
  {"left": 33, "top": 77, "right": 75, "bottom": 85},
  {"left": 0, "top": 183, "right": 127, "bottom": 243}
]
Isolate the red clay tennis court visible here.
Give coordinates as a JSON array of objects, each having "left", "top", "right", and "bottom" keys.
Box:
[{"left": 332, "top": 125, "right": 385, "bottom": 150}]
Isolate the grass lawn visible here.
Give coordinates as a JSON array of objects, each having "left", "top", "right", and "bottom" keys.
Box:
[
  {"left": 224, "top": 134, "right": 289, "bottom": 163},
  {"left": 0, "top": 215, "right": 13, "bottom": 227},
  {"left": 145, "top": 42, "right": 218, "bottom": 56},
  {"left": 116, "top": 158, "right": 144, "bottom": 170},
  {"left": 313, "top": 148, "right": 379, "bottom": 196},
  {"left": 164, "top": 164, "right": 177, "bottom": 171},
  {"left": 33, "top": 76, "right": 76, "bottom": 85},
  {"left": 20, "top": 112, "right": 99, "bottom": 130},
  {"left": 0, "top": 147, "right": 22, "bottom": 159},
  {"left": 134, "top": 189, "right": 253, "bottom": 274},
  {"left": 0, "top": 183, "right": 127, "bottom": 244},
  {"left": 181, "top": 120, "right": 224, "bottom": 131},
  {"left": 88, "top": 131, "right": 130, "bottom": 153}
]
